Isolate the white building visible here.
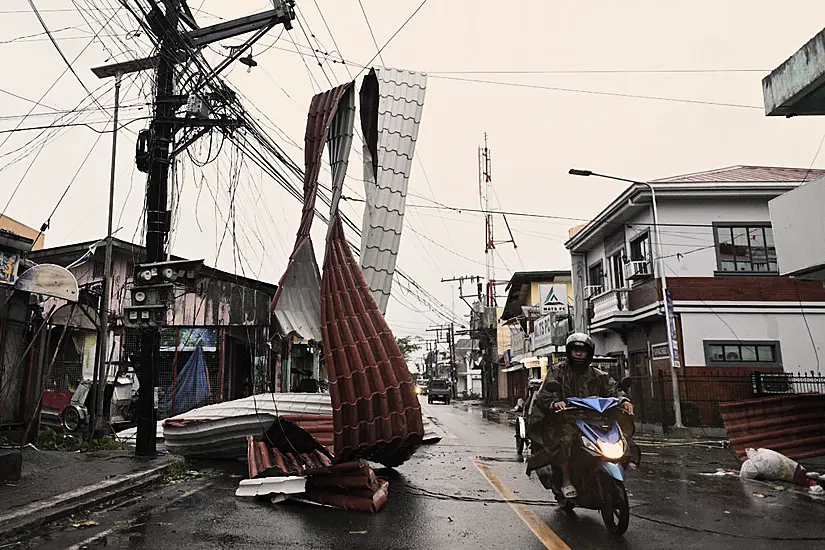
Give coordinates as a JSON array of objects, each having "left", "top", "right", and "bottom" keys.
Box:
[{"left": 567, "top": 166, "right": 825, "bottom": 380}]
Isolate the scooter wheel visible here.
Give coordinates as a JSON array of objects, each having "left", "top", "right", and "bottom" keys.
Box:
[
  {"left": 62, "top": 407, "right": 82, "bottom": 432},
  {"left": 601, "top": 479, "right": 630, "bottom": 536}
]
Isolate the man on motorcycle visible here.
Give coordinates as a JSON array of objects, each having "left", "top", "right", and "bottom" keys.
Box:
[{"left": 526, "top": 332, "right": 633, "bottom": 499}]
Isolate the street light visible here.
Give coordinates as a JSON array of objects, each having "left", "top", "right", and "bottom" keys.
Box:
[{"left": 568, "top": 168, "right": 684, "bottom": 428}]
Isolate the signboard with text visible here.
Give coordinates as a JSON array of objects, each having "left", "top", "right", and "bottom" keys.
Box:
[
  {"left": 0, "top": 249, "right": 21, "bottom": 285},
  {"left": 538, "top": 283, "right": 568, "bottom": 315},
  {"left": 665, "top": 289, "right": 681, "bottom": 368}
]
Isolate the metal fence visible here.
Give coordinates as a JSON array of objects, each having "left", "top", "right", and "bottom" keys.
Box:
[{"left": 630, "top": 372, "right": 825, "bottom": 428}]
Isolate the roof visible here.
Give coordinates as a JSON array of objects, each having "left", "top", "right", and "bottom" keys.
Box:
[
  {"left": 270, "top": 84, "right": 355, "bottom": 340},
  {"left": 651, "top": 165, "right": 825, "bottom": 184},
  {"left": 322, "top": 215, "right": 424, "bottom": 467},
  {"left": 359, "top": 68, "right": 427, "bottom": 314},
  {"left": 501, "top": 270, "right": 571, "bottom": 322},
  {"left": 566, "top": 165, "right": 821, "bottom": 252},
  {"left": 28, "top": 237, "right": 277, "bottom": 294}
]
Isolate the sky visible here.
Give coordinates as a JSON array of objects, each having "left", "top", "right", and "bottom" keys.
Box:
[{"left": 3, "top": 1, "right": 825, "bottom": 344}]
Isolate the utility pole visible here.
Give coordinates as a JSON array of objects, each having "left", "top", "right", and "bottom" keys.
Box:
[{"left": 93, "top": 1, "right": 296, "bottom": 455}]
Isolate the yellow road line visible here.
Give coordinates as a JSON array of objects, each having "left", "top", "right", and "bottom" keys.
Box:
[{"left": 471, "top": 457, "right": 570, "bottom": 550}]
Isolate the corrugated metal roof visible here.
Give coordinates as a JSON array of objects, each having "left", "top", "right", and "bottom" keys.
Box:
[
  {"left": 271, "top": 83, "right": 355, "bottom": 340},
  {"left": 159, "top": 394, "right": 332, "bottom": 458},
  {"left": 321, "top": 214, "right": 424, "bottom": 467},
  {"left": 720, "top": 393, "right": 825, "bottom": 461},
  {"left": 359, "top": 68, "right": 427, "bottom": 314},
  {"left": 651, "top": 165, "right": 825, "bottom": 183}
]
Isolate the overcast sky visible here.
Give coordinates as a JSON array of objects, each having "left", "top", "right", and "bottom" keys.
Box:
[{"left": 3, "top": 1, "right": 825, "bottom": 343}]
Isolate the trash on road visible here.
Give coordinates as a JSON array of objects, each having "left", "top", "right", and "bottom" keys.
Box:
[
  {"left": 810, "top": 485, "right": 825, "bottom": 495},
  {"left": 699, "top": 468, "right": 739, "bottom": 477},
  {"left": 739, "top": 448, "right": 810, "bottom": 486},
  {"left": 71, "top": 520, "right": 98, "bottom": 529}
]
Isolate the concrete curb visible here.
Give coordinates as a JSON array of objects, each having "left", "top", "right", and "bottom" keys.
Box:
[{"left": 0, "top": 462, "right": 170, "bottom": 539}]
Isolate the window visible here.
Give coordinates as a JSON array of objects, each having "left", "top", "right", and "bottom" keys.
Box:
[
  {"left": 609, "top": 252, "right": 624, "bottom": 290},
  {"left": 93, "top": 256, "right": 105, "bottom": 279},
  {"left": 704, "top": 340, "right": 781, "bottom": 367},
  {"left": 629, "top": 232, "right": 652, "bottom": 279},
  {"left": 588, "top": 261, "right": 604, "bottom": 288},
  {"left": 715, "top": 224, "right": 777, "bottom": 274}
]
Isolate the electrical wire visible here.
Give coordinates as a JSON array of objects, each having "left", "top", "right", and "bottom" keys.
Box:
[
  {"left": 356, "top": 0, "right": 385, "bottom": 66},
  {"left": 356, "top": 0, "right": 429, "bottom": 77}
]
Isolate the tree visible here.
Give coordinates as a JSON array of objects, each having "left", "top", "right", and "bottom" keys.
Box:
[{"left": 396, "top": 336, "right": 421, "bottom": 363}]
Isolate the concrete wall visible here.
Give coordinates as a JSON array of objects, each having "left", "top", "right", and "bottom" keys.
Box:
[
  {"left": 657, "top": 197, "right": 774, "bottom": 277},
  {"left": 679, "top": 311, "right": 825, "bottom": 375}
]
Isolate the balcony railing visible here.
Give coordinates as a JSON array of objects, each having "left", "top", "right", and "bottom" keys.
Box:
[{"left": 591, "top": 288, "right": 629, "bottom": 321}]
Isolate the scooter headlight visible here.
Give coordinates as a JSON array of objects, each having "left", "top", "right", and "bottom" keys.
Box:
[{"left": 598, "top": 440, "right": 626, "bottom": 460}]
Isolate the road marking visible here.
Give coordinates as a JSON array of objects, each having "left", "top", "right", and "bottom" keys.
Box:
[{"left": 471, "top": 457, "right": 570, "bottom": 550}]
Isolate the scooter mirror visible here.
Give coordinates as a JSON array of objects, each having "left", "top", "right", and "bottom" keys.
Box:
[
  {"left": 544, "top": 380, "right": 562, "bottom": 393},
  {"left": 618, "top": 376, "right": 633, "bottom": 391}
]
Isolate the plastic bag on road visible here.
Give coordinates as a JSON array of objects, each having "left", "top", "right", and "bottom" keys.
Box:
[{"left": 739, "top": 448, "right": 809, "bottom": 486}]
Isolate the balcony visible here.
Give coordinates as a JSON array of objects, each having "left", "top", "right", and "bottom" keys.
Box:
[{"left": 587, "top": 279, "right": 660, "bottom": 330}]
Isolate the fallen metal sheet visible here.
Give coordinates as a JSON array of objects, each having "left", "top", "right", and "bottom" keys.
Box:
[
  {"left": 321, "top": 214, "right": 424, "bottom": 467},
  {"left": 271, "top": 83, "right": 355, "bottom": 340},
  {"left": 359, "top": 68, "right": 427, "bottom": 314},
  {"left": 720, "top": 393, "right": 825, "bottom": 460},
  {"left": 161, "top": 394, "right": 332, "bottom": 458},
  {"left": 235, "top": 476, "right": 307, "bottom": 499}
]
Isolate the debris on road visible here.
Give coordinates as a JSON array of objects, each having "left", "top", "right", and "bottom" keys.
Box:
[
  {"left": 739, "top": 448, "right": 810, "bottom": 486},
  {"left": 810, "top": 485, "right": 825, "bottom": 496},
  {"left": 71, "top": 520, "right": 98, "bottom": 529}
]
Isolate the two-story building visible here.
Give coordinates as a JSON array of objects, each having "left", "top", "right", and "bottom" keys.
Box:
[
  {"left": 500, "top": 271, "right": 573, "bottom": 405},
  {"left": 567, "top": 166, "right": 825, "bottom": 423}
]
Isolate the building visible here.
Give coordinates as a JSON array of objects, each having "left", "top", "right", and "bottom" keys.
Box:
[
  {"left": 1, "top": 230, "right": 38, "bottom": 432},
  {"left": 0, "top": 215, "right": 44, "bottom": 251},
  {"left": 763, "top": 28, "right": 825, "bottom": 286},
  {"left": 566, "top": 166, "right": 825, "bottom": 425},
  {"left": 499, "top": 271, "right": 573, "bottom": 405},
  {"left": 28, "top": 238, "right": 279, "bottom": 421},
  {"left": 454, "top": 337, "right": 480, "bottom": 397}
]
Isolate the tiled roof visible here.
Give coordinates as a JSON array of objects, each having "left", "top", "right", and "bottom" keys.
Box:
[
  {"left": 651, "top": 165, "right": 825, "bottom": 184},
  {"left": 322, "top": 215, "right": 424, "bottom": 467},
  {"left": 359, "top": 68, "right": 427, "bottom": 314}
]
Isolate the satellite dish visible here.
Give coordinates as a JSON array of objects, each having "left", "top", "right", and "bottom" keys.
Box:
[{"left": 14, "top": 264, "right": 79, "bottom": 302}]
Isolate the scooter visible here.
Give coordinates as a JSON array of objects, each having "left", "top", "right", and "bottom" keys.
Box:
[
  {"left": 61, "top": 369, "right": 138, "bottom": 433},
  {"left": 534, "top": 378, "right": 638, "bottom": 536}
]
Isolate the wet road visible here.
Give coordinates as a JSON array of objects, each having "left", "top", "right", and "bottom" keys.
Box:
[{"left": 17, "top": 398, "right": 825, "bottom": 549}]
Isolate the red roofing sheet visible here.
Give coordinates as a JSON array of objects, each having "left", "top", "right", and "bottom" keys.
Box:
[
  {"left": 321, "top": 214, "right": 424, "bottom": 467},
  {"left": 651, "top": 165, "right": 825, "bottom": 184},
  {"left": 270, "top": 83, "right": 356, "bottom": 323}
]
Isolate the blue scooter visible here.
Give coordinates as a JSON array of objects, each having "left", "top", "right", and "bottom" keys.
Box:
[{"left": 536, "top": 378, "right": 639, "bottom": 536}]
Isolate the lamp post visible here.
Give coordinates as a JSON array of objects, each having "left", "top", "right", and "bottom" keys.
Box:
[{"left": 568, "top": 168, "right": 684, "bottom": 428}]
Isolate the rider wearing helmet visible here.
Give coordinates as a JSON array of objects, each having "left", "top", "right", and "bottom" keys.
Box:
[{"left": 525, "top": 332, "right": 633, "bottom": 499}]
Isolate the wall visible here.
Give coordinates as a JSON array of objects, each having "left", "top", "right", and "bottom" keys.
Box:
[
  {"left": 591, "top": 330, "right": 626, "bottom": 357},
  {"left": 657, "top": 197, "right": 774, "bottom": 277},
  {"left": 679, "top": 311, "right": 825, "bottom": 375}
]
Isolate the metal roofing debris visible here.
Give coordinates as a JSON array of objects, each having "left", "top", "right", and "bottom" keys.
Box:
[
  {"left": 159, "top": 393, "right": 332, "bottom": 458},
  {"left": 235, "top": 476, "right": 307, "bottom": 501},
  {"left": 322, "top": 215, "right": 424, "bottom": 467},
  {"left": 651, "top": 165, "right": 825, "bottom": 184},
  {"left": 720, "top": 393, "right": 825, "bottom": 461},
  {"left": 271, "top": 83, "right": 355, "bottom": 341},
  {"left": 359, "top": 68, "right": 427, "bottom": 315}
]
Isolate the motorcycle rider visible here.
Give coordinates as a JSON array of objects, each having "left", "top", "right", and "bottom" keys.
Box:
[{"left": 525, "top": 332, "right": 633, "bottom": 499}]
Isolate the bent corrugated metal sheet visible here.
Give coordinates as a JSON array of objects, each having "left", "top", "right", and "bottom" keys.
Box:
[
  {"left": 271, "top": 83, "right": 356, "bottom": 341},
  {"left": 359, "top": 68, "right": 427, "bottom": 314},
  {"left": 322, "top": 216, "right": 424, "bottom": 466}
]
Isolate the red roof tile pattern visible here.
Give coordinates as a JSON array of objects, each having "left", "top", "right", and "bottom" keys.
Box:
[
  {"left": 321, "top": 214, "right": 424, "bottom": 467},
  {"left": 651, "top": 165, "right": 825, "bottom": 184},
  {"left": 270, "top": 83, "right": 356, "bottom": 341},
  {"left": 246, "top": 415, "right": 336, "bottom": 478}
]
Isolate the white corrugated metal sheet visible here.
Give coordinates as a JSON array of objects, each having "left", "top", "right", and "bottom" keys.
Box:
[
  {"left": 359, "top": 68, "right": 427, "bottom": 314},
  {"left": 272, "top": 240, "right": 323, "bottom": 342}
]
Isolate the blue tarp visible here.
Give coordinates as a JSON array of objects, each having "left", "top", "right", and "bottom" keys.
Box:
[{"left": 163, "top": 345, "right": 210, "bottom": 416}]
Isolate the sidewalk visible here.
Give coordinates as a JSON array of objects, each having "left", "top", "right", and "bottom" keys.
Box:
[{"left": 0, "top": 445, "right": 171, "bottom": 538}]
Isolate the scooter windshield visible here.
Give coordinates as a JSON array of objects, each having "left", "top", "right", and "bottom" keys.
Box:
[{"left": 567, "top": 397, "right": 621, "bottom": 414}]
